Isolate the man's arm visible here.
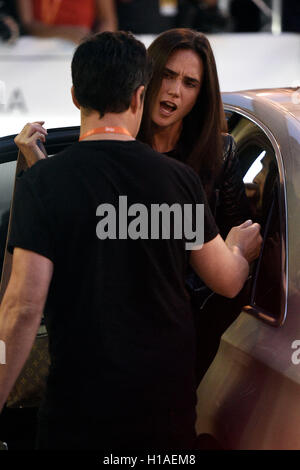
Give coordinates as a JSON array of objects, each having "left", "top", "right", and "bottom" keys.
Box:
[
  {"left": 0, "top": 248, "right": 53, "bottom": 411},
  {"left": 190, "top": 220, "right": 262, "bottom": 298}
]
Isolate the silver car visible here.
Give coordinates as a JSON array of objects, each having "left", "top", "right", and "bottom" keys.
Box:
[
  {"left": 0, "top": 88, "right": 299, "bottom": 450},
  {"left": 196, "top": 87, "right": 300, "bottom": 450}
]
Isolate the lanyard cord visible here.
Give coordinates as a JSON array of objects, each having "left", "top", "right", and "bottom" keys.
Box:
[{"left": 79, "top": 126, "right": 132, "bottom": 141}]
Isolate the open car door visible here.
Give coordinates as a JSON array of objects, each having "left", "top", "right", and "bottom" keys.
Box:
[{"left": 0, "top": 126, "right": 79, "bottom": 449}]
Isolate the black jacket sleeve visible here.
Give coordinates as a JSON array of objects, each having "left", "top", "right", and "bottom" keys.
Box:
[{"left": 215, "top": 134, "right": 252, "bottom": 237}]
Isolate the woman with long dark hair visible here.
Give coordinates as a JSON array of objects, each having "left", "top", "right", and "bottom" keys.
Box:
[
  {"left": 138, "top": 28, "right": 252, "bottom": 382},
  {"left": 139, "top": 28, "right": 250, "bottom": 235}
]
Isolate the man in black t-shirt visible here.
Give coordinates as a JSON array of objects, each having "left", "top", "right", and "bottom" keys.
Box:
[{"left": 0, "top": 31, "right": 262, "bottom": 450}]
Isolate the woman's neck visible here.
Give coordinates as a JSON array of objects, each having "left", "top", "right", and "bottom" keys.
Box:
[{"left": 152, "top": 121, "right": 182, "bottom": 154}]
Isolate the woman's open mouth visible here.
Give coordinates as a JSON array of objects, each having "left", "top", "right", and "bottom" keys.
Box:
[{"left": 159, "top": 101, "right": 177, "bottom": 116}]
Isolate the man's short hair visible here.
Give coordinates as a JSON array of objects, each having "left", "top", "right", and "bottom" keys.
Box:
[{"left": 71, "top": 31, "right": 153, "bottom": 117}]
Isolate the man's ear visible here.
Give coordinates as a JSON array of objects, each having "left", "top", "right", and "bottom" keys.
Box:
[
  {"left": 130, "top": 85, "right": 145, "bottom": 114},
  {"left": 71, "top": 86, "right": 80, "bottom": 110}
]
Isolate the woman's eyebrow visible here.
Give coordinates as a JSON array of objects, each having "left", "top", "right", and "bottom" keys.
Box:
[
  {"left": 164, "top": 67, "right": 200, "bottom": 84},
  {"left": 164, "top": 67, "right": 178, "bottom": 77}
]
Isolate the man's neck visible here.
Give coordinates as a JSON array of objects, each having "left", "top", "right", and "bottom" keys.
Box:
[{"left": 79, "top": 111, "right": 135, "bottom": 142}]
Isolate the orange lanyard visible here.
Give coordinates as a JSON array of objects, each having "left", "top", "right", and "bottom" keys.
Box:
[
  {"left": 41, "top": 0, "right": 63, "bottom": 25},
  {"left": 79, "top": 126, "right": 132, "bottom": 141}
]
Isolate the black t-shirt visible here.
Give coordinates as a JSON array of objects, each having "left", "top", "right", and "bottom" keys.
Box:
[{"left": 8, "top": 140, "right": 218, "bottom": 421}]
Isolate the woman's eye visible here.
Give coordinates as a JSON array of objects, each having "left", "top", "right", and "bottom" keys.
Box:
[{"left": 185, "top": 81, "right": 196, "bottom": 88}]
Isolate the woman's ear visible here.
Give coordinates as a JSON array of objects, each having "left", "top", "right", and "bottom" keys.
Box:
[{"left": 71, "top": 86, "right": 80, "bottom": 110}]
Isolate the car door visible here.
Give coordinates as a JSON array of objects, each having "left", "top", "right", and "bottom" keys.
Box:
[
  {"left": 195, "top": 106, "right": 289, "bottom": 450},
  {"left": 0, "top": 126, "right": 79, "bottom": 450},
  {"left": 226, "top": 108, "right": 287, "bottom": 326}
]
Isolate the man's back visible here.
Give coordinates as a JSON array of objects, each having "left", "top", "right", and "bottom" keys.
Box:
[{"left": 8, "top": 139, "right": 218, "bottom": 424}]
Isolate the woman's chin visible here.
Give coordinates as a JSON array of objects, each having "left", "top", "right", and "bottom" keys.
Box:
[{"left": 152, "top": 115, "right": 178, "bottom": 130}]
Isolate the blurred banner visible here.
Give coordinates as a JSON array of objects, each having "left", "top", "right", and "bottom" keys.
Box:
[{"left": 0, "top": 33, "right": 299, "bottom": 136}]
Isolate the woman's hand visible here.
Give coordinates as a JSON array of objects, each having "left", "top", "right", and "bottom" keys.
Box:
[
  {"left": 14, "top": 121, "right": 48, "bottom": 167},
  {"left": 1, "top": 15, "right": 20, "bottom": 43}
]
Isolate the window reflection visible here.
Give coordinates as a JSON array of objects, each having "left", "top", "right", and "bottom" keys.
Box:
[
  {"left": 0, "top": 160, "right": 16, "bottom": 276},
  {"left": 227, "top": 111, "right": 284, "bottom": 323},
  {"left": 243, "top": 150, "right": 266, "bottom": 184}
]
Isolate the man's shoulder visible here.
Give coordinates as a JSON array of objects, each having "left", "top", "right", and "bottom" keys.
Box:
[
  {"left": 161, "top": 152, "right": 202, "bottom": 187},
  {"left": 136, "top": 141, "right": 200, "bottom": 181},
  {"left": 20, "top": 139, "right": 201, "bottom": 191},
  {"left": 20, "top": 142, "right": 80, "bottom": 182}
]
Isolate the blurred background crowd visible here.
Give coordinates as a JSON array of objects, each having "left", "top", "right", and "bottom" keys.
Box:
[{"left": 0, "top": 0, "right": 299, "bottom": 45}]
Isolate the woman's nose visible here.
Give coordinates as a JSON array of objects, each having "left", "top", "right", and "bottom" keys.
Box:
[{"left": 167, "top": 79, "right": 181, "bottom": 97}]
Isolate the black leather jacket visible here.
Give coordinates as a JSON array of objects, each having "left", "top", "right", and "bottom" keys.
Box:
[
  {"left": 186, "top": 133, "right": 252, "bottom": 305},
  {"left": 164, "top": 133, "right": 251, "bottom": 301},
  {"left": 211, "top": 133, "right": 252, "bottom": 237}
]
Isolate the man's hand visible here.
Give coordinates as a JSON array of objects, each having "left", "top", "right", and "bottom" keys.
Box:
[
  {"left": 14, "top": 121, "right": 48, "bottom": 167},
  {"left": 225, "top": 220, "right": 263, "bottom": 264},
  {"left": 190, "top": 220, "right": 262, "bottom": 298}
]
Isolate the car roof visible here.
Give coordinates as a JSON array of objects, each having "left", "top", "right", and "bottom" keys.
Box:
[
  {"left": 222, "top": 88, "right": 300, "bottom": 165},
  {"left": 222, "top": 87, "right": 300, "bottom": 127}
]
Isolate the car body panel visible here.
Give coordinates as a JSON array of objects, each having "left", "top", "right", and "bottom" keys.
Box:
[
  {"left": 195, "top": 88, "right": 300, "bottom": 450},
  {"left": 1, "top": 90, "right": 300, "bottom": 449}
]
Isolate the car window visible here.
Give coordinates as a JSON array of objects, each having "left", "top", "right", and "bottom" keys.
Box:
[
  {"left": 0, "top": 160, "right": 16, "bottom": 277},
  {"left": 226, "top": 110, "right": 286, "bottom": 326},
  {"left": 0, "top": 126, "right": 79, "bottom": 284}
]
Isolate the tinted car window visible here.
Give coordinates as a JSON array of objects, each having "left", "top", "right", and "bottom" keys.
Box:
[
  {"left": 0, "top": 160, "right": 16, "bottom": 275},
  {"left": 226, "top": 111, "right": 286, "bottom": 325}
]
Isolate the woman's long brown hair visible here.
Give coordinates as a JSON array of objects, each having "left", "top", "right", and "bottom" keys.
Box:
[{"left": 138, "top": 28, "right": 225, "bottom": 199}]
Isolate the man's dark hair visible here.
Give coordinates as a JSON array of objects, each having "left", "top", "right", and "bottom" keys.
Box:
[{"left": 71, "top": 31, "right": 153, "bottom": 117}]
